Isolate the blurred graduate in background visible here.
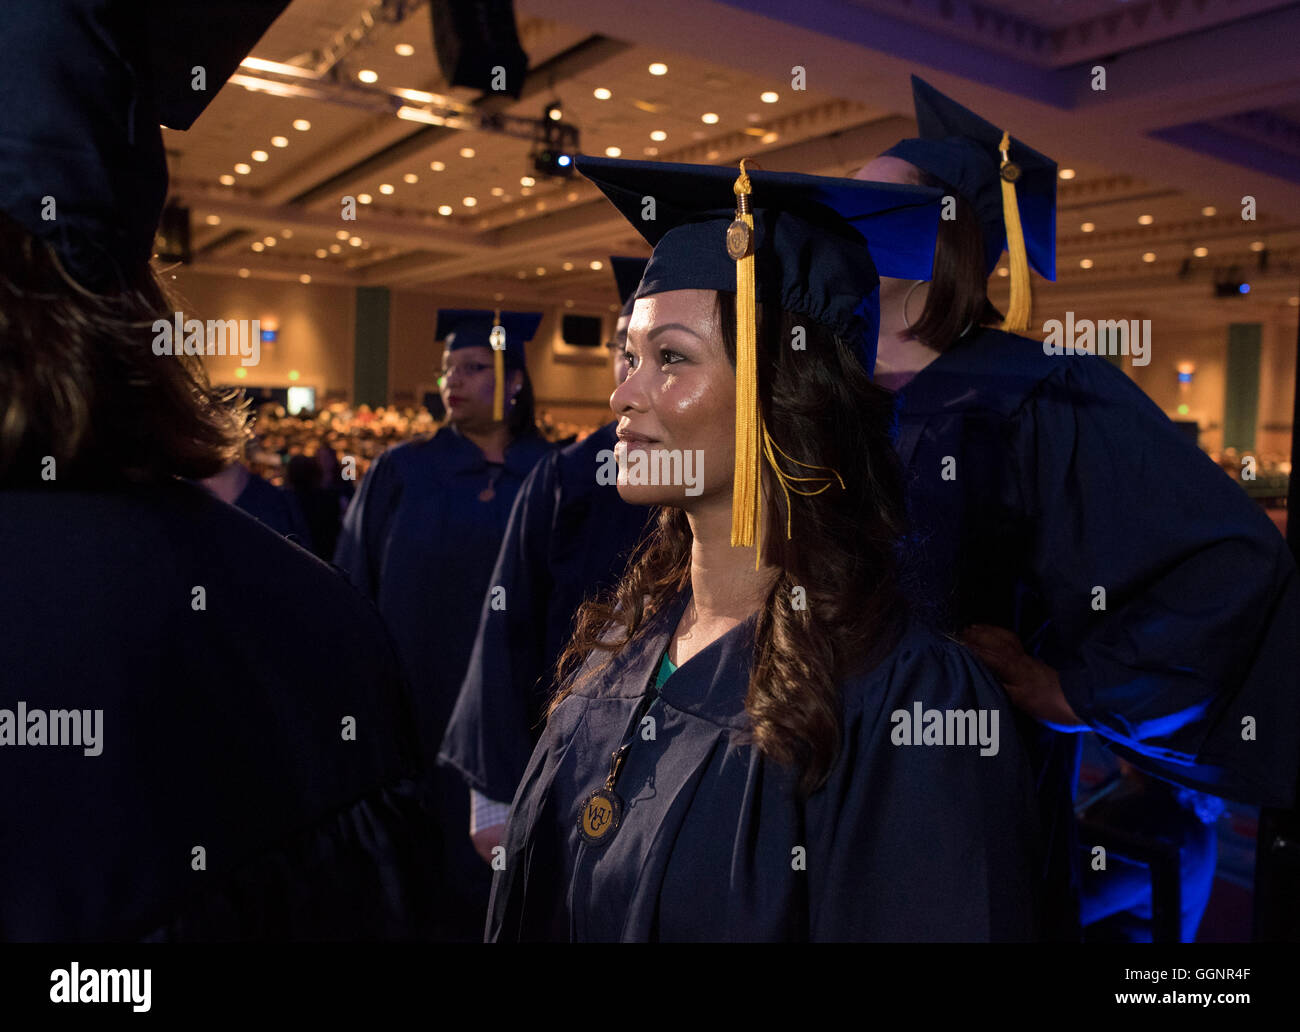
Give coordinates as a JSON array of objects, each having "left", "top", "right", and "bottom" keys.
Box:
[
  {"left": 334, "top": 308, "right": 552, "bottom": 939},
  {"left": 440, "top": 257, "right": 655, "bottom": 866}
]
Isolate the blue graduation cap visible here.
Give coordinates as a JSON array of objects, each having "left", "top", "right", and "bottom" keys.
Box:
[
  {"left": 0, "top": 0, "right": 290, "bottom": 291},
  {"left": 883, "top": 75, "right": 1057, "bottom": 331},
  {"left": 436, "top": 309, "right": 542, "bottom": 421},
  {"left": 578, "top": 155, "right": 943, "bottom": 560},
  {"left": 610, "top": 256, "right": 649, "bottom": 318}
]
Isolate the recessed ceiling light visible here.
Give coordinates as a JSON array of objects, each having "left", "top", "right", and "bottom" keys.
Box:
[
  {"left": 535, "top": 267, "right": 546, "bottom": 275},
  {"left": 403, "top": 173, "right": 418, "bottom": 184},
  {"left": 205, "top": 214, "right": 221, "bottom": 226},
  {"left": 706, "top": 149, "right": 720, "bottom": 160},
  {"left": 349, "top": 236, "right": 362, "bottom": 247},
  {"left": 566, "top": 190, "right": 578, "bottom": 201},
  {"left": 358, "top": 69, "right": 378, "bottom": 84},
  {"left": 996, "top": 266, "right": 1009, "bottom": 277},
  {"left": 644, "top": 147, "right": 658, "bottom": 156},
  {"left": 1081, "top": 222, "right": 1095, "bottom": 232},
  {"left": 516, "top": 270, "right": 527, "bottom": 279},
  {"left": 293, "top": 119, "right": 311, "bottom": 131},
  {"left": 1142, "top": 251, "right": 1156, "bottom": 262},
  {"left": 701, "top": 112, "right": 719, "bottom": 124},
  {"left": 234, "top": 163, "right": 251, "bottom": 174},
  {"left": 430, "top": 160, "right": 446, "bottom": 172},
  {"left": 1250, "top": 240, "right": 1265, "bottom": 252},
  {"left": 238, "top": 268, "right": 250, "bottom": 278},
  {"left": 336, "top": 230, "right": 349, "bottom": 240},
  {"left": 491, "top": 186, "right": 505, "bottom": 196},
  {"left": 219, "top": 174, "right": 235, "bottom": 185},
  {"left": 1193, "top": 246, "right": 1208, "bottom": 257},
  {"left": 395, "top": 43, "right": 415, "bottom": 56},
  {"left": 463, "top": 196, "right": 478, "bottom": 207},
  {"left": 1059, "top": 168, "right": 1076, "bottom": 180},
  {"left": 520, "top": 187, "right": 532, "bottom": 196},
  {"left": 760, "top": 91, "right": 779, "bottom": 103},
  {"left": 379, "top": 183, "right": 395, "bottom": 195},
  {"left": 1080, "top": 258, "right": 1094, "bottom": 269},
  {"left": 251, "top": 242, "right": 264, "bottom": 252},
  {"left": 746, "top": 112, "right": 761, "bottom": 123},
  {"left": 251, "top": 150, "right": 269, "bottom": 162},
  {"left": 593, "top": 87, "right": 611, "bottom": 100},
  {"left": 315, "top": 248, "right": 327, "bottom": 258},
  {"left": 648, "top": 63, "right": 667, "bottom": 76},
  {"left": 280, "top": 229, "right": 293, "bottom": 239},
  {"left": 520, "top": 176, "right": 535, "bottom": 187},
  {"left": 358, "top": 193, "right": 373, "bottom": 204},
  {"left": 562, "top": 261, "right": 574, "bottom": 271},
  {"left": 589, "top": 260, "right": 604, "bottom": 270},
  {"left": 299, "top": 274, "right": 312, "bottom": 284},
  {"left": 271, "top": 136, "right": 288, "bottom": 148},
  {"left": 438, "top": 205, "right": 453, "bottom": 215},
  {"left": 329, "top": 243, "right": 342, "bottom": 253},
  {"left": 565, "top": 300, "right": 574, "bottom": 308},
  {"left": 650, "top": 130, "right": 667, "bottom": 141},
  {"left": 263, "top": 235, "right": 276, "bottom": 246},
  {"left": 459, "top": 147, "right": 475, "bottom": 158},
  {"left": 494, "top": 293, "right": 505, "bottom": 301},
  {"left": 605, "top": 146, "right": 621, "bottom": 157},
  {"left": 1138, "top": 214, "right": 1154, "bottom": 225},
  {"left": 1201, "top": 205, "right": 1216, "bottom": 216},
  {"left": 761, "top": 131, "right": 779, "bottom": 144}
]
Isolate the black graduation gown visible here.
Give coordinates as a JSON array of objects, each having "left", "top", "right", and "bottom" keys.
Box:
[
  {"left": 333, "top": 424, "right": 552, "bottom": 938},
  {"left": 439, "top": 421, "right": 654, "bottom": 804},
  {"left": 892, "top": 327, "right": 1300, "bottom": 937},
  {"left": 486, "top": 589, "right": 1041, "bottom": 942},
  {"left": 233, "top": 470, "right": 311, "bottom": 546},
  {"left": 0, "top": 479, "right": 438, "bottom": 941}
]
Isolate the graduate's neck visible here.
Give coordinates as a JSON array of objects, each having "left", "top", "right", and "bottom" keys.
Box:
[
  {"left": 201, "top": 462, "right": 250, "bottom": 505},
  {"left": 456, "top": 421, "right": 511, "bottom": 463},
  {"left": 676, "top": 496, "right": 778, "bottom": 660},
  {"left": 874, "top": 277, "right": 942, "bottom": 391}
]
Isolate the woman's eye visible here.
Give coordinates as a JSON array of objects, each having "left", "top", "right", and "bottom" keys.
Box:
[{"left": 660, "top": 349, "right": 684, "bottom": 366}]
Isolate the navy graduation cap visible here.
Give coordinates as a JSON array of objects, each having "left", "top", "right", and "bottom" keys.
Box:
[
  {"left": 577, "top": 154, "right": 942, "bottom": 561},
  {"left": 883, "top": 75, "right": 1057, "bottom": 331},
  {"left": 610, "top": 256, "right": 649, "bottom": 318},
  {"left": 436, "top": 309, "right": 542, "bottom": 421},
  {"left": 0, "top": 0, "right": 291, "bottom": 291}
]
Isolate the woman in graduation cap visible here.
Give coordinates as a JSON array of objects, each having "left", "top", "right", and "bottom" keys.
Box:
[
  {"left": 440, "top": 259, "right": 657, "bottom": 864},
  {"left": 856, "top": 76, "right": 1300, "bottom": 939},
  {"left": 334, "top": 309, "right": 552, "bottom": 940},
  {"left": 485, "top": 157, "right": 1042, "bottom": 942},
  {"left": 0, "top": 0, "right": 440, "bottom": 940}
]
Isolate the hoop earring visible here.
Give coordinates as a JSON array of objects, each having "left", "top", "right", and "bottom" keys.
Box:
[{"left": 902, "top": 279, "right": 926, "bottom": 330}]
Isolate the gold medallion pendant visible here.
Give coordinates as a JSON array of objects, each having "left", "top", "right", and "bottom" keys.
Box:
[{"left": 577, "top": 788, "right": 623, "bottom": 846}]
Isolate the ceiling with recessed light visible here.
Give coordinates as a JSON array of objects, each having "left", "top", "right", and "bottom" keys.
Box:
[{"left": 167, "top": 0, "right": 1300, "bottom": 319}]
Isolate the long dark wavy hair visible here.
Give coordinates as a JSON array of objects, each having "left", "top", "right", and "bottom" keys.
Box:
[
  {"left": 0, "top": 210, "right": 246, "bottom": 487},
  {"left": 549, "top": 292, "right": 909, "bottom": 795}
]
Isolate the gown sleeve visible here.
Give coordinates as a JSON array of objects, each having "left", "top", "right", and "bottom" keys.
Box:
[
  {"left": 439, "top": 450, "right": 560, "bottom": 803},
  {"left": 333, "top": 448, "right": 403, "bottom": 600},
  {"left": 809, "top": 633, "right": 1041, "bottom": 941},
  {"left": 1012, "top": 355, "right": 1300, "bottom": 806}
]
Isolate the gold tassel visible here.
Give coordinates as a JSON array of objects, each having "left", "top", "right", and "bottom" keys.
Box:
[
  {"left": 728, "top": 160, "right": 762, "bottom": 564},
  {"left": 997, "top": 130, "right": 1032, "bottom": 333},
  {"left": 490, "top": 310, "right": 506, "bottom": 422},
  {"left": 761, "top": 432, "right": 845, "bottom": 540}
]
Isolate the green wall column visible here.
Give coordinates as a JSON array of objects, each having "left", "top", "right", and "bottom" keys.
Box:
[
  {"left": 354, "top": 286, "right": 390, "bottom": 406},
  {"left": 1223, "top": 323, "right": 1262, "bottom": 452}
]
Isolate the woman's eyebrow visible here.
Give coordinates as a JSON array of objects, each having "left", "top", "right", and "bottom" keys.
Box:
[{"left": 647, "top": 322, "right": 703, "bottom": 342}]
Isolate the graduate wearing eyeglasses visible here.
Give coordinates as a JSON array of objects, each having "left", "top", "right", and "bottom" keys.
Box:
[
  {"left": 856, "top": 77, "right": 1300, "bottom": 940},
  {"left": 486, "top": 157, "right": 1041, "bottom": 942},
  {"left": 334, "top": 310, "right": 552, "bottom": 939}
]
